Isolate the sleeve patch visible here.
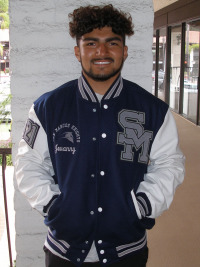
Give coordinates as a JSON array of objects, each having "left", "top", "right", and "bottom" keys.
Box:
[{"left": 22, "top": 118, "right": 40, "bottom": 148}]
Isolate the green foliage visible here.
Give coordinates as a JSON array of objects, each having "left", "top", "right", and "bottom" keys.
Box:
[
  {"left": 0, "top": 138, "right": 12, "bottom": 166},
  {"left": 0, "top": 153, "right": 12, "bottom": 165},
  {"left": 0, "top": 43, "right": 3, "bottom": 56},
  {"left": 0, "top": 0, "right": 9, "bottom": 29},
  {"left": 0, "top": 93, "right": 11, "bottom": 123},
  {"left": 188, "top": 43, "right": 199, "bottom": 54},
  {"left": 0, "top": 0, "right": 8, "bottom": 13},
  {"left": 0, "top": 12, "right": 9, "bottom": 29}
]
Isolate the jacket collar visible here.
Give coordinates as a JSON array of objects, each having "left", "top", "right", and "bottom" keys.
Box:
[{"left": 78, "top": 74, "right": 123, "bottom": 102}]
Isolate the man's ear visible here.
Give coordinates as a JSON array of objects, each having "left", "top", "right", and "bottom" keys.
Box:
[
  {"left": 74, "top": 46, "right": 81, "bottom": 62},
  {"left": 123, "top": 45, "right": 128, "bottom": 61}
]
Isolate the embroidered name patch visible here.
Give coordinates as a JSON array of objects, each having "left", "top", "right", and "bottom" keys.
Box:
[
  {"left": 23, "top": 118, "right": 40, "bottom": 148},
  {"left": 53, "top": 123, "right": 80, "bottom": 155}
]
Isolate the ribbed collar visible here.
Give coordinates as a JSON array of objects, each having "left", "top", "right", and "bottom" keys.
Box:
[{"left": 78, "top": 74, "right": 123, "bottom": 102}]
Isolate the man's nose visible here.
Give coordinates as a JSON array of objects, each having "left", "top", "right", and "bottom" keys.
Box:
[{"left": 96, "top": 43, "right": 108, "bottom": 56}]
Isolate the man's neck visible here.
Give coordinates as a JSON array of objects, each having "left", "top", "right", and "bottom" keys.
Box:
[{"left": 83, "top": 72, "right": 120, "bottom": 95}]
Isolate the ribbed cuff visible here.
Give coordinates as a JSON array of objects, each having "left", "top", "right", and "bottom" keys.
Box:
[
  {"left": 136, "top": 192, "right": 152, "bottom": 217},
  {"left": 43, "top": 195, "right": 59, "bottom": 214}
]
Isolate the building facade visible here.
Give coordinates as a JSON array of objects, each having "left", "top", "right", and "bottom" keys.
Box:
[{"left": 153, "top": 0, "right": 200, "bottom": 125}]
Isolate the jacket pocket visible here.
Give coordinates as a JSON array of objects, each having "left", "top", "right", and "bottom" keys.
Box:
[
  {"left": 46, "top": 193, "right": 63, "bottom": 221},
  {"left": 130, "top": 190, "right": 142, "bottom": 220}
]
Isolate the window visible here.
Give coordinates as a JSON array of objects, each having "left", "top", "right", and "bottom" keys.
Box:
[
  {"left": 158, "top": 28, "right": 167, "bottom": 101},
  {"left": 152, "top": 30, "right": 156, "bottom": 95}
]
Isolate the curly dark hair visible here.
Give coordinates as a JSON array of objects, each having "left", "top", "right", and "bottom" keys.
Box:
[{"left": 68, "top": 4, "right": 134, "bottom": 44}]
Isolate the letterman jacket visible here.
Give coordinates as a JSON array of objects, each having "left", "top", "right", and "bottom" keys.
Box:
[{"left": 15, "top": 75, "right": 185, "bottom": 266}]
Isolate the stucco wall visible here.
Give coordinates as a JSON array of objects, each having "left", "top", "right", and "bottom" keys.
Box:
[{"left": 10, "top": 0, "right": 154, "bottom": 266}]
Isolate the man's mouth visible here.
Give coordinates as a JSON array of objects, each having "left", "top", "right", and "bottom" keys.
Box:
[
  {"left": 94, "top": 61, "right": 111, "bottom": 65},
  {"left": 92, "top": 58, "right": 114, "bottom": 65}
]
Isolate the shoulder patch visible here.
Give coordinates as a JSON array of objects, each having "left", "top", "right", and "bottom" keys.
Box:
[{"left": 22, "top": 118, "right": 40, "bottom": 148}]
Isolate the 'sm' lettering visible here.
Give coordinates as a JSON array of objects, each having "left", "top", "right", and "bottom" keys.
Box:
[{"left": 117, "top": 110, "right": 153, "bottom": 164}]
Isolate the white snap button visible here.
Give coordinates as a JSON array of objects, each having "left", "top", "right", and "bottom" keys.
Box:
[
  {"left": 103, "top": 104, "right": 108, "bottom": 109},
  {"left": 90, "top": 211, "right": 94, "bottom": 215},
  {"left": 85, "top": 241, "right": 89, "bottom": 244},
  {"left": 103, "top": 259, "right": 107, "bottom": 263},
  {"left": 91, "top": 174, "right": 95, "bottom": 178},
  {"left": 92, "top": 137, "right": 96, "bottom": 141},
  {"left": 98, "top": 240, "right": 102, "bottom": 244},
  {"left": 98, "top": 207, "right": 103, "bottom": 212},
  {"left": 82, "top": 250, "right": 85, "bottom": 253},
  {"left": 100, "top": 171, "right": 105, "bottom": 176},
  {"left": 100, "top": 250, "right": 105, "bottom": 254},
  {"left": 77, "top": 258, "right": 80, "bottom": 262},
  {"left": 93, "top": 108, "right": 97, "bottom": 112},
  {"left": 102, "top": 133, "right": 107, "bottom": 138}
]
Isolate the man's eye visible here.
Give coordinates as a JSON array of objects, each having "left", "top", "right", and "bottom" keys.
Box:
[
  {"left": 110, "top": 42, "right": 118, "bottom": 46},
  {"left": 87, "top": 42, "right": 96, "bottom": 46}
]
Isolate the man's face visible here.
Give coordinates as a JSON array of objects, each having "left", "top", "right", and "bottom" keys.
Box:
[{"left": 74, "top": 27, "right": 128, "bottom": 82}]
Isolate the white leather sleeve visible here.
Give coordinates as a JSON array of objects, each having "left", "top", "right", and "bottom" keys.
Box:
[
  {"left": 15, "top": 105, "right": 61, "bottom": 216},
  {"left": 136, "top": 109, "right": 185, "bottom": 218}
]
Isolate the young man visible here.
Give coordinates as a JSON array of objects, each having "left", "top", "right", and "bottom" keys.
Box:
[{"left": 15, "top": 5, "right": 185, "bottom": 267}]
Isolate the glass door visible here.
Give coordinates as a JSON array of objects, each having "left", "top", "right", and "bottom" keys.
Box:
[
  {"left": 152, "top": 28, "right": 167, "bottom": 101},
  {"left": 183, "top": 20, "right": 200, "bottom": 124},
  {"left": 170, "top": 26, "right": 182, "bottom": 112}
]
